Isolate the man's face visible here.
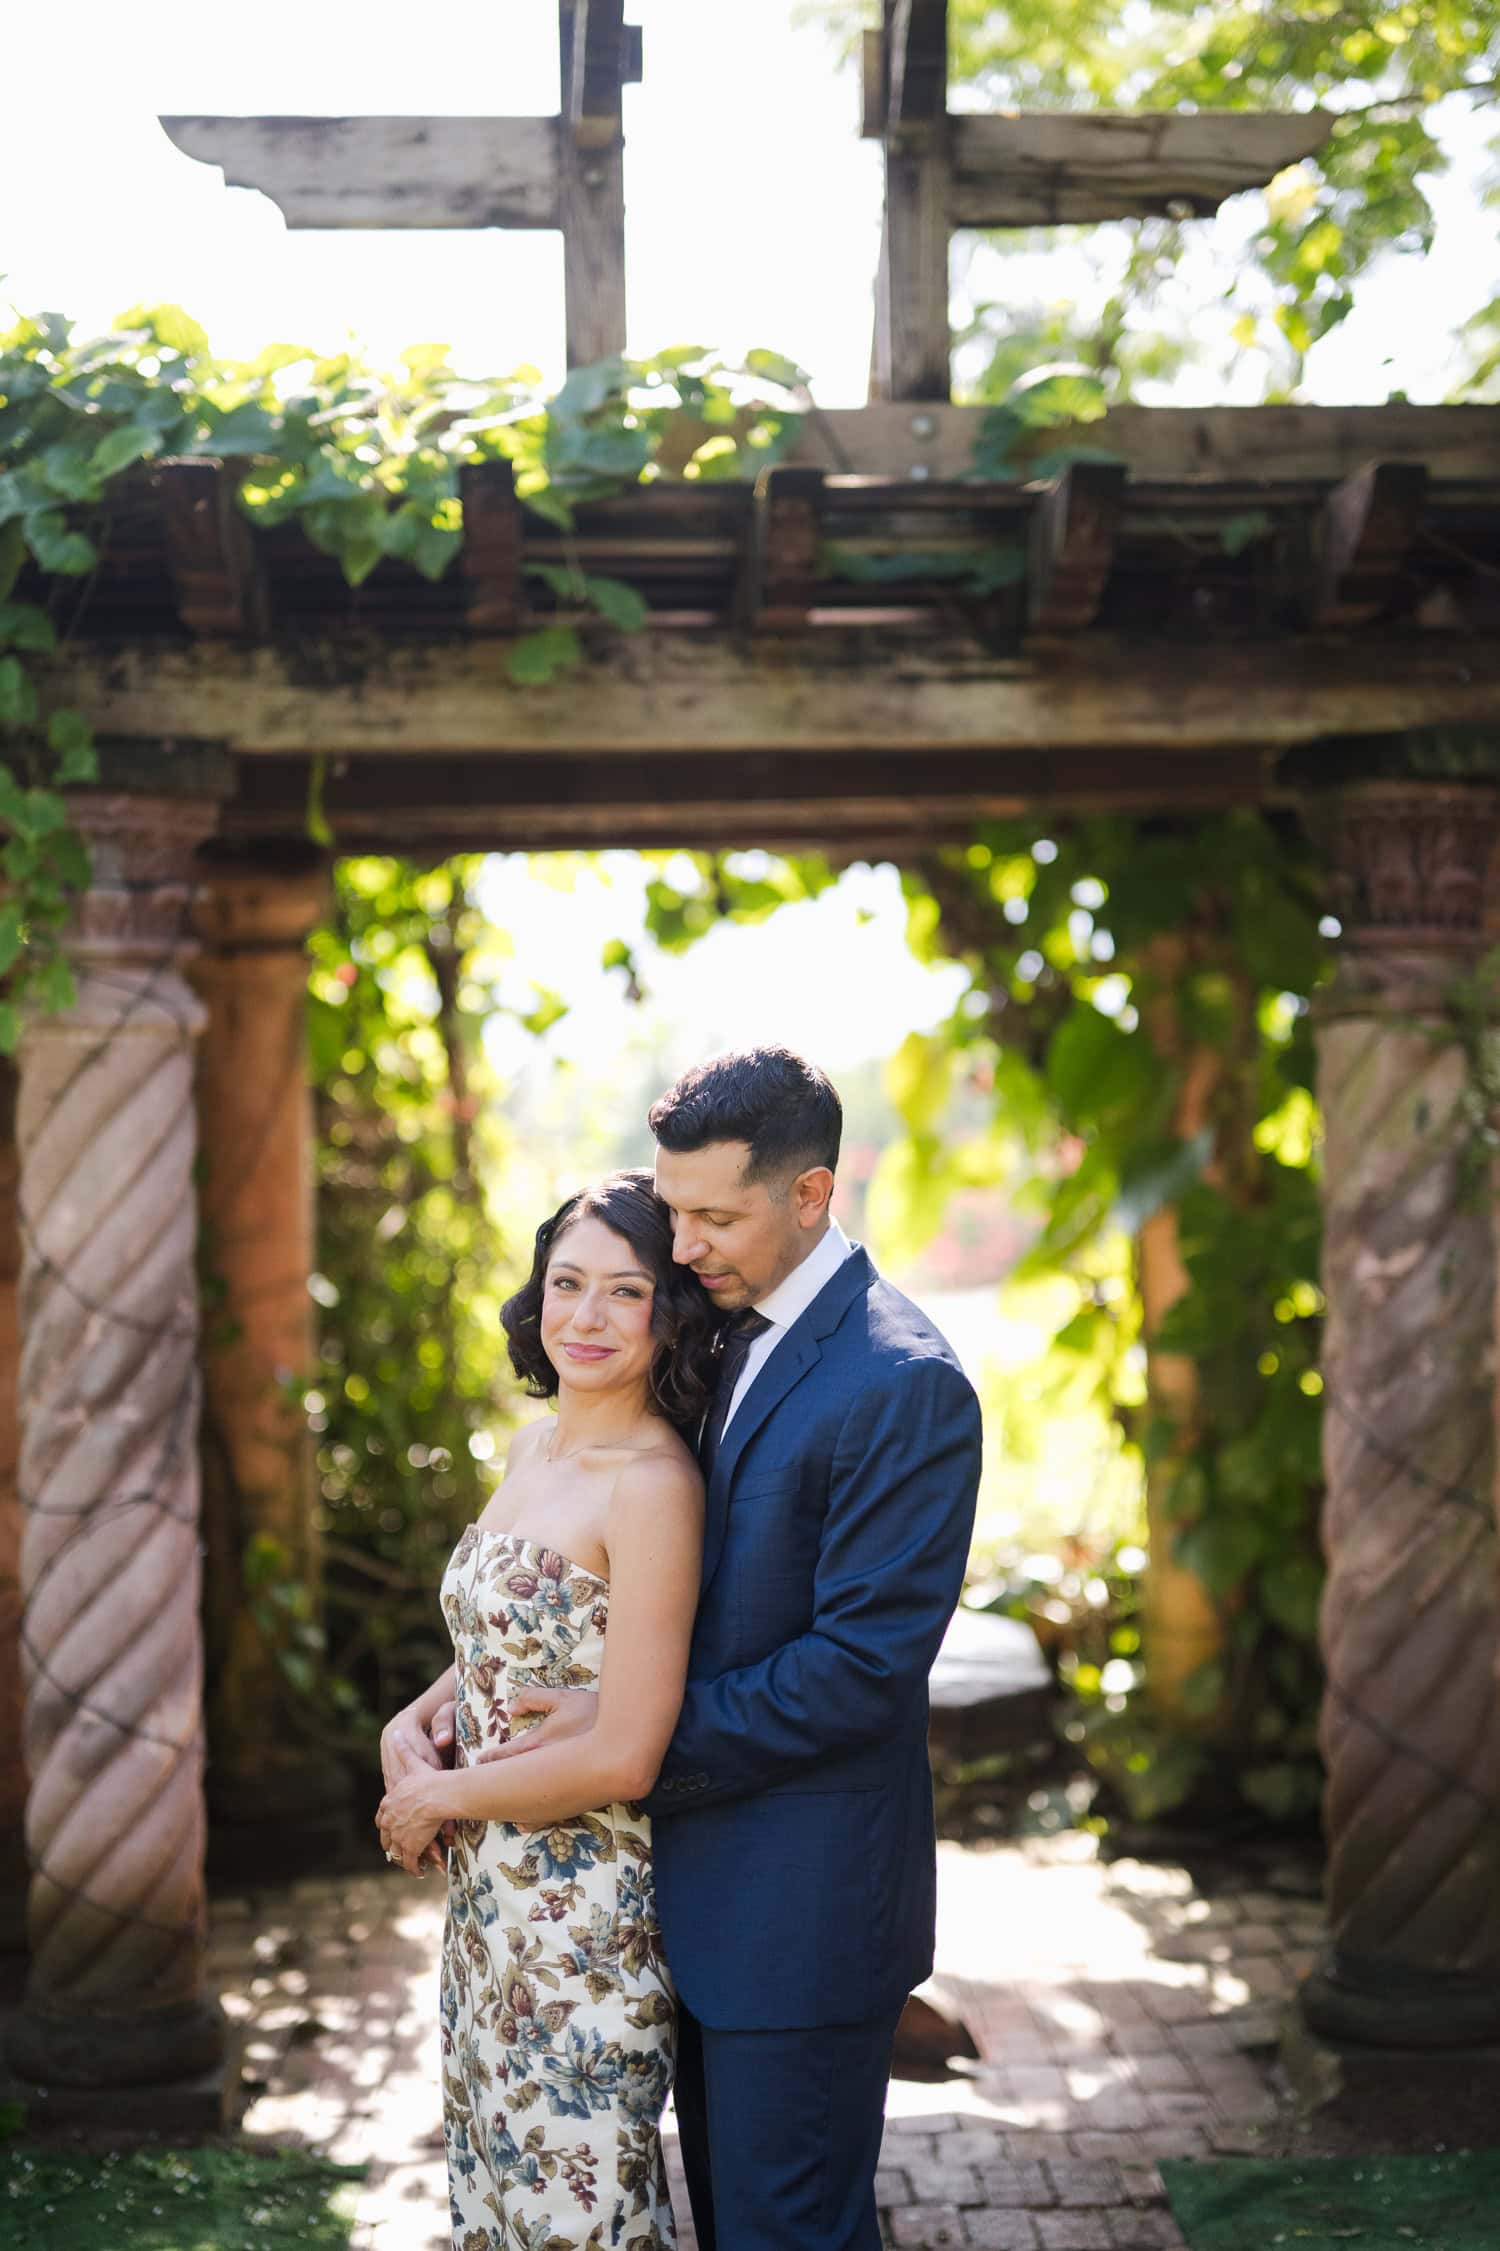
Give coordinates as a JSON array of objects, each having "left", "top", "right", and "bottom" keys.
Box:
[{"left": 654, "top": 1140, "right": 832, "bottom": 1313}]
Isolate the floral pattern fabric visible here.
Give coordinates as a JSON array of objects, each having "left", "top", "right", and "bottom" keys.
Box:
[{"left": 439, "top": 1525, "right": 677, "bottom": 2251}]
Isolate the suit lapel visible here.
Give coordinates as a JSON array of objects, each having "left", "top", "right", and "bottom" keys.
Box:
[{"left": 697, "top": 1247, "right": 875, "bottom": 1596}]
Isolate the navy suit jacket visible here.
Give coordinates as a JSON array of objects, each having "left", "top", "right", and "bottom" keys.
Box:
[{"left": 641, "top": 1245, "right": 982, "bottom": 2031}]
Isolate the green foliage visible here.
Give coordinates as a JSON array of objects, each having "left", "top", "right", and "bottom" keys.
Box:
[
  {"left": 642, "top": 812, "right": 1332, "bottom": 1827},
  {"left": 810, "top": 0, "right": 1500, "bottom": 398},
  {"left": 0, "top": 306, "right": 812, "bottom": 1036},
  {"left": 302, "top": 857, "right": 523, "bottom": 1742}
]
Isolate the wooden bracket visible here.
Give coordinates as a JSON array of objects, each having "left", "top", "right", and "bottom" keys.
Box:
[
  {"left": 561, "top": 0, "right": 642, "bottom": 148},
  {"left": 1308, "top": 459, "right": 1428, "bottom": 628},
  {"left": 745, "top": 467, "right": 826, "bottom": 631},
  {"left": 886, "top": 0, "right": 948, "bottom": 129},
  {"left": 460, "top": 460, "right": 526, "bottom": 634},
  {"left": 158, "top": 460, "right": 269, "bottom": 640},
  {"left": 1027, "top": 461, "right": 1127, "bottom": 634}
]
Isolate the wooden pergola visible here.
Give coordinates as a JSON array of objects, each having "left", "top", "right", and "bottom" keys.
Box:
[{"left": 5, "top": 0, "right": 1500, "bottom": 2118}]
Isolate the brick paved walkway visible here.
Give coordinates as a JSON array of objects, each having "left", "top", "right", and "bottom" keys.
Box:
[{"left": 214, "top": 1831, "right": 1320, "bottom": 2250}]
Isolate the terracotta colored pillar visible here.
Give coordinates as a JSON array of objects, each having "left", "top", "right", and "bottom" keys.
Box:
[
  {"left": 191, "top": 851, "right": 346, "bottom": 1858},
  {"left": 1300, "top": 772, "right": 1500, "bottom": 2048},
  {"left": 7, "top": 788, "right": 224, "bottom": 2090},
  {"left": 0, "top": 1062, "right": 24, "bottom": 1950}
]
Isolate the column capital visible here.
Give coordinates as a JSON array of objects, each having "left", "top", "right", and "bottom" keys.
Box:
[
  {"left": 192, "top": 847, "right": 332, "bottom": 957},
  {"left": 61, "top": 789, "right": 221, "bottom": 966}
]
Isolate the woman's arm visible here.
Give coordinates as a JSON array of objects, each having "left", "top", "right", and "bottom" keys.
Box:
[
  {"left": 380, "top": 1663, "right": 458, "bottom": 1790},
  {"left": 378, "top": 1453, "right": 702, "bottom": 1852}
]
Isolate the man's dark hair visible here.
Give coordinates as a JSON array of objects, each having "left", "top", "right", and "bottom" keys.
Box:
[
  {"left": 501, "top": 1169, "right": 718, "bottom": 1427},
  {"left": 648, "top": 1047, "right": 842, "bottom": 1188}
]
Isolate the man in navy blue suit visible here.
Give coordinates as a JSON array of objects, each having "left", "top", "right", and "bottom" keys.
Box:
[{"left": 459, "top": 1048, "right": 981, "bottom": 2250}]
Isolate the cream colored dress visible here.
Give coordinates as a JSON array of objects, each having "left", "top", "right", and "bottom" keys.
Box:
[{"left": 439, "top": 1524, "right": 677, "bottom": 2251}]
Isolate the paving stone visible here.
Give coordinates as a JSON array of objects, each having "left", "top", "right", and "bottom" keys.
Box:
[
  {"left": 937, "top": 2128, "right": 1015, "bottom": 2165},
  {"left": 1107, "top": 2212, "right": 1187, "bottom": 2249},
  {"left": 1034, "top": 2213, "right": 1113, "bottom": 2251},
  {"left": 1044, "top": 2161, "right": 1124, "bottom": 2208},
  {"left": 906, "top": 2161, "right": 984, "bottom": 2207},
  {"left": 1118, "top": 2163, "right": 1165, "bottom": 2206},
  {"left": 890, "top": 2204, "right": 969, "bottom": 2247},
  {"left": 976, "top": 2161, "right": 1053, "bottom": 2208},
  {"left": 875, "top": 2168, "right": 914, "bottom": 2208},
  {"left": 966, "top": 2216, "right": 1042, "bottom": 2251}
]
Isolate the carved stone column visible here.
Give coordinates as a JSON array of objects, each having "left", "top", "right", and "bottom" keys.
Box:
[
  {"left": 1300, "top": 771, "right": 1500, "bottom": 2048},
  {"left": 190, "top": 850, "right": 346, "bottom": 1863},
  {"left": 6, "top": 789, "right": 224, "bottom": 2090},
  {"left": 0, "top": 1062, "right": 24, "bottom": 1950}
]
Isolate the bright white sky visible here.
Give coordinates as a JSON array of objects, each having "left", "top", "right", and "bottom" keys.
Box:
[
  {"left": 1, "top": 0, "right": 1493, "bottom": 1073},
  {"left": 1, "top": 0, "right": 1493, "bottom": 402}
]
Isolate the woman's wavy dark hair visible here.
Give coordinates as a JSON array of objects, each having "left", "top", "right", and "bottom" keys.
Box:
[{"left": 501, "top": 1169, "right": 718, "bottom": 1429}]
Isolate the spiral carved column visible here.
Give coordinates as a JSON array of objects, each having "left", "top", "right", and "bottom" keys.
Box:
[
  {"left": 7, "top": 791, "right": 224, "bottom": 2089},
  {"left": 191, "top": 851, "right": 348, "bottom": 1865},
  {"left": 1301, "top": 778, "right": 1500, "bottom": 2049}
]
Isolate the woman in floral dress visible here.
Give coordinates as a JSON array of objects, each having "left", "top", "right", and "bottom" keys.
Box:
[{"left": 377, "top": 1171, "right": 716, "bottom": 2251}]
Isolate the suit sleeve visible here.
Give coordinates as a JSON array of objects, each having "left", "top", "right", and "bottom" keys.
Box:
[{"left": 641, "top": 1353, "right": 982, "bottom": 1816}]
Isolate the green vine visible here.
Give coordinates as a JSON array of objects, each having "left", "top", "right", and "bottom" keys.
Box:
[{"left": 0, "top": 305, "right": 813, "bottom": 1037}]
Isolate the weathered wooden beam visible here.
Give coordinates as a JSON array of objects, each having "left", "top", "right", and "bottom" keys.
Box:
[
  {"left": 746, "top": 468, "right": 826, "bottom": 631},
  {"left": 1307, "top": 459, "right": 1429, "bottom": 628},
  {"left": 791, "top": 402, "right": 1500, "bottom": 484},
  {"left": 158, "top": 115, "right": 562, "bottom": 229},
  {"left": 560, "top": 0, "right": 642, "bottom": 148},
  {"left": 949, "top": 111, "right": 1333, "bottom": 229},
  {"left": 43, "top": 632, "right": 1500, "bottom": 761},
  {"left": 1027, "top": 461, "right": 1128, "bottom": 634},
  {"left": 157, "top": 460, "right": 269, "bottom": 641},
  {"left": 561, "top": 138, "right": 628, "bottom": 366},
  {"left": 860, "top": 29, "right": 887, "bottom": 140},
  {"left": 886, "top": 0, "right": 948, "bottom": 128},
  {"left": 219, "top": 744, "right": 1274, "bottom": 856},
  {"left": 872, "top": 145, "right": 952, "bottom": 401},
  {"left": 459, "top": 459, "right": 525, "bottom": 634}
]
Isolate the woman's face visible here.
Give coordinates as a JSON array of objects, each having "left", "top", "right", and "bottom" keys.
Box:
[{"left": 539, "top": 1213, "right": 659, "bottom": 1399}]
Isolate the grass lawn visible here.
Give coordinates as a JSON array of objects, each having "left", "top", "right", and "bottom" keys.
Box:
[{"left": 0, "top": 2139, "right": 364, "bottom": 2249}]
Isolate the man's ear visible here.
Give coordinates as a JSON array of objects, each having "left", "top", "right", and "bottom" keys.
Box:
[{"left": 792, "top": 1166, "right": 835, "bottom": 1228}]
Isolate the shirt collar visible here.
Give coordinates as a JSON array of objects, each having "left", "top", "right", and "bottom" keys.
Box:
[{"left": 752, "top": 1219, "right": 854, "bottom": 1334}]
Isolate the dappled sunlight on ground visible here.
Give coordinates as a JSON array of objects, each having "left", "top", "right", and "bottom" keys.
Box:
[{"left": 209, "top": 1834, "right": 1316, "bottom": 2249}]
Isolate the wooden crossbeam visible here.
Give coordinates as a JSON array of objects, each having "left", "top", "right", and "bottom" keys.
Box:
[
  {"left": 158, "top": 115, "right": 563, "bottom": 230},
  {"left": 790, "top": 403, "right": 1500, "bottom": 484},
  {"left": 459, "top": 460, "right": 526, "bottom": 634},
  {"left": 746, "top": 468, "right": 826, "bottom": 631},
  {"left": 157, "top": 460, "right": 268, "bottom": 641},
  {"left": 45, "top": 633, "right": 1500, "bottom": 761},
  {"left": 951, "top": 112, "right": 1333, "bottom": 228},
  {"left": 1027, "top": 462, "right": 1127, "bottom": 634},
  {"left": 1308, "top": 459, "right": 1429, "bottom": 628}
]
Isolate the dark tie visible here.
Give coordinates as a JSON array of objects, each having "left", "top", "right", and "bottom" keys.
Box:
[{"left": 701, "top": 1309, "right": 773, "bottom": 1474}]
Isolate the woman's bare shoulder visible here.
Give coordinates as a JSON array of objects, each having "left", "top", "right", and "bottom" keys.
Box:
[{"left": 611, "top": 1433, "right": 704, "bottom": 1517}]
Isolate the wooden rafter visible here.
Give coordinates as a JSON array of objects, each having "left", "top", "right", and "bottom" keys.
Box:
[
  {"left": 950, "top": 112, "right": 1334, "bottom": 228},
  {"left": 746, "top": 467, "right": 826, "bottom": 631},
  {"left": 459, "top": 460, "right": 526, "bottom": 634},
  {"left": 157, "top": 115, "right": 563, "bottom": 230},
  {"left": 1308, "top": 459, "right": 1429, "bottom": 628},
  {"left": 160, "top": 4, "right": 640, "bottom": 368},
  {"left": 886, "top": 0, "right": 948, "bottom": 128},
  {"left": 1027, "top": 462, "right": 1127, "bottom": 635},
  {"left": 157, "top": 460, "right": 268, "bottom": 641}
]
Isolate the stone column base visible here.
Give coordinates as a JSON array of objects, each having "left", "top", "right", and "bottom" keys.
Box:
[
  {"left": 1300, "top": 1947, "right": 1500, "bottom": 2050},
  {"left": 6, "top": 1992, "right": 226, "bottom": 2091}
]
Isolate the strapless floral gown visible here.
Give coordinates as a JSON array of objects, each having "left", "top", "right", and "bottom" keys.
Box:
[{"left": 438, "top": 1525, "right": 677, "bottom": 2251}]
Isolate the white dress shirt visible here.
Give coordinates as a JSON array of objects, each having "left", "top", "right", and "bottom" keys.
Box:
[{"left": 721, "top": 1220, "right": 856, "bottom": 1435}]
